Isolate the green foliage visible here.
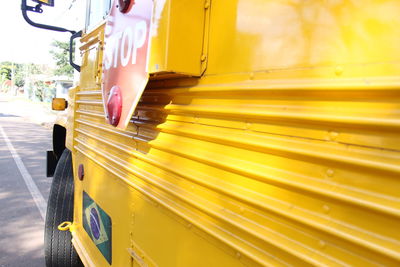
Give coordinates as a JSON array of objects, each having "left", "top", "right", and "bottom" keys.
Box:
[
  {"left": 0, "top": 62, "right": 12, "bottom": 92},
  {"left": 33, "top": 80, "right": 51, "bottom": 102},
  {"left": 0, "top": 60, "right": 59, "bottom": 100},
  {"left": 28, "top": 63, "right": 42, "bottom": 75},
  {"left": 0, "top": 62, "right": 12, "bottom": 81},
  {"left": 50, "top": 40, "right": 74, "bottom": 77},
  {"left": 12, "top": 63, "right": 45, "bottom": 88},
  {"left": 14, "top": 64, "right": 26, "bottom": 88},
  {"left": 32, "top": 80, "right": 56, "bottom": 102}
]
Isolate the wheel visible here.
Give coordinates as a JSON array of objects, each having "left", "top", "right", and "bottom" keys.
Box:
[{"left": 44, "top": 149, "right": 83, "bottom": 267}]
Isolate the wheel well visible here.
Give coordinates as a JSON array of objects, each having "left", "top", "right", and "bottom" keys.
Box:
[{"left": 53, "top": 124, "right": 66, "bottom": 160}]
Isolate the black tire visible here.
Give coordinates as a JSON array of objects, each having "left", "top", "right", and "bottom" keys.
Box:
[{"left": 44, "top": 149, "right": 84, "bottom": 267}]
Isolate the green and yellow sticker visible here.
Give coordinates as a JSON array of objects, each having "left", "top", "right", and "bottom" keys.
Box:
[{"left": 83, "top": 191, "right": 112, "bottom": 264}]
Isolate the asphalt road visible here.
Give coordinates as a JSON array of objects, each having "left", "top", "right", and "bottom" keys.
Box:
[{"left": 0, "top": 98, "right": 53, "bottom": 267}]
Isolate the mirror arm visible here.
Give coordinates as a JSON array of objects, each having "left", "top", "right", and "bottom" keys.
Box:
[
  {"left": 24, "top": 3, "right": 43, "bottom": 13},
  {"left": 21, "top": 0, "right": 76, "bottom": 34}
]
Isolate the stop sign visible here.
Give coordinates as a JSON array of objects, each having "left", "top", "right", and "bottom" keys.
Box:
[{"left": 102, "top": 0, "right": 153, "bottom": 129}]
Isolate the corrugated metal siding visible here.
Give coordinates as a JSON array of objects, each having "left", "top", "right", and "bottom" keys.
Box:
[{"left": 74, "top": 77, "right": 400, "bottom": 266}]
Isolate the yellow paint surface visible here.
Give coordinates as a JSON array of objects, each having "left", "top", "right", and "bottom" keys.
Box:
[{"left": 69, "top": 1, "right": 400, "bottom": 266}]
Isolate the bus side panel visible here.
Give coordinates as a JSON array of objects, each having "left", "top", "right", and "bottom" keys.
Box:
[{"left": 71, "top": 1, "right": 400, "bottom": 266}]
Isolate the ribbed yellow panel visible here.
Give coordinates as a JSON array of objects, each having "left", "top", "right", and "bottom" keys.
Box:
[
  {"left": 72, "top": 1, "right": 400, "bottom": 266},
  {"left": 73, "top": 77, "right": 400, "bottom": 266}
]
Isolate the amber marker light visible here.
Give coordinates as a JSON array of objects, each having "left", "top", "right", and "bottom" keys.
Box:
[{"left": 52, "top": 98, "right": 68, "bottom": 111}]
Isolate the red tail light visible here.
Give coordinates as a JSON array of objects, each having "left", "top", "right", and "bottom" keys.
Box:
[
  {"left": 118, "top": 0, "right": 134, "bottom": 13},
  {"left": 106, "top": 85, "right": 122, "bottom": 126}
]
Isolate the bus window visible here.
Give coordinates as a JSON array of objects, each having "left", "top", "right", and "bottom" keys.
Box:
[{"left": 86, "top": 0, "right": 111, "bottom": 31}]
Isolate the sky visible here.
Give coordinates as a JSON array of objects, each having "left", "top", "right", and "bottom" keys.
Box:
[{"left": 0, "top": 0, "right": 86, "bottom": 65}]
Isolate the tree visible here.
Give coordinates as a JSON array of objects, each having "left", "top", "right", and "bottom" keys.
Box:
[
  {"left": 0, "top": 62, "right": 12, "bottom": 92},
  {"left": 14, "top": 63, "right": 25, "bottom": 88},
  {"left": 0, "top": 62, "right": 12, "bottom": 81},
  {"left": 28, "top": 63, "right": 43, "bottom": 75},
  {"left": 33, "top": 80, "right": 52, "bottom": 101},
  {"left": 50, "top": 40, "right": 74, "bottom": 77}
]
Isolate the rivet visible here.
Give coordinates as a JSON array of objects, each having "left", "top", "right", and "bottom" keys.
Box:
[
  {"left": 335, "top": 66, "right": 343, "bottom": 76},
  {"left": 239, "top": 207, "right": 245, "bottom": 214},
  {"left": 204, "top": 0, "right": 210, "bottom": 9},
  {"left": 245, "top": 122, "right": 252, "bottom": 130},
  {"left": 326, "top": 169, "right": 334, "bottom": 177},
  {"left": 78, "top": 164, "right": 84, "bottom": 180},
  {"left": 328, "top": 131, "right": 339, "bottom": 141},
  {"left": 323, "top": 205, "right": 330, "bottom": 213},
  {"left": 236, "top": 252, "right": 242, "bottom": 259},
  {"left": 319, "top": 240, "right": 326, "bottom": 249},
  {"left": 249, "top": 73, "right": 255, "bottom": 80},
  {"left": 201, "top": 55, "right": 207, "bottom": 62},
  {"left": 187, "top": 223, "right": 192, "bottom": 229}
]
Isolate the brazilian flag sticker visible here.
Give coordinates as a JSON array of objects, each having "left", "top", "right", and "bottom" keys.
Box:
[{"left": 83, "top": 191, "right": 112, "bottom": 264}]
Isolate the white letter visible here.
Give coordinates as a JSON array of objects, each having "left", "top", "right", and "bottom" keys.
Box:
[
  {"left": 104, "top": 45, "right": 112, "bottom": 70},
  {"left": 132, "top": 21, "right": 147, "bottom": 64},
  {"left": 113, "top": 31, "right": 123, "bottom": 68},
  {"left": 120, "top": 27, "right": 133, "bottom": 67}
]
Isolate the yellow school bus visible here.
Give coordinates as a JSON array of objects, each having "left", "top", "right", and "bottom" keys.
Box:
[{"left": 23, "top": 0, "right": 400, "bottom": 266}]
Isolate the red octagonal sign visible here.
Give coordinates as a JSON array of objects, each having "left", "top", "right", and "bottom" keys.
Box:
[{"left": 102, "top": 0, "right": 153, "bottom": 129}]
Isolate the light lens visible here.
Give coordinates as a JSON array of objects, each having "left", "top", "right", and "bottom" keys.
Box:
[
  {"left": 106, "top": 85, "right": 123, "bottom": 126},
  {"left": 118, "top": 0, "right": 133, "bottom": 13}
]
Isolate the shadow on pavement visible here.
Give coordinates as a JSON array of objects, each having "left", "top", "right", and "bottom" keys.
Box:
[{"left": 0, "top": 113, "right": 19, "bottom": 118}]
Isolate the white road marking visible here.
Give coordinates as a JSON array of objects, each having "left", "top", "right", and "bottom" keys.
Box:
[{"left": 0, "top": 125, "right": 46, "bottom": 220}]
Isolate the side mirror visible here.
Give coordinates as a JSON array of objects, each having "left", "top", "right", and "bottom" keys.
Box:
[
  {"left": 22, "top": 0, "right": 81, "bottom": 71},
  {"left": 21, "top": 0, "right": 74, "bottom": 34},
  {"left": 32, "top": 0, "right": 54, "bottom": 7},
  {"left": 52, "top": 98, "right": 68, "bottom": 111}
]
